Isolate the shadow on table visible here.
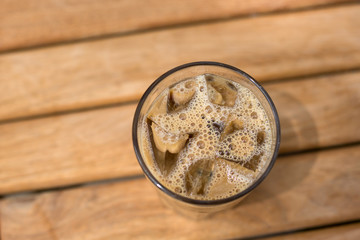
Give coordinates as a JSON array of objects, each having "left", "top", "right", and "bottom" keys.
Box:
[{"left": 240, "top": 90, "right": 319, "bottom": 205}]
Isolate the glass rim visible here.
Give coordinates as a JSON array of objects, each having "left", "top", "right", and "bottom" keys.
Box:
[{"left": 132, "top": 61, "right": 281, "bottom": 205}]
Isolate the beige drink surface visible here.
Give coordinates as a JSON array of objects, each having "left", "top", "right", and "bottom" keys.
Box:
[{"left": 140, "top": 74, "right": 272, "bottom": 200}]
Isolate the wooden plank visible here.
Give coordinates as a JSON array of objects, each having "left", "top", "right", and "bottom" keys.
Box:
[
  {"left": 1, "top": 145, "right": 359, "bottom": 240},
  {"left": 0, "top": 104, "right": 138, "bottom": 194},
  {"left": 0, "top": 0, "right": 351, "bottom": 51},
  {"left": 264, "top": 71, "right": 360, "bottom": 153},
  {"left": 0, "top": 71, "right": 359, "bottom": 194},
  {"left": 1, "top": 4, "right": 360, "bottom": 121},
  {"left": 268, "top": 223, "right": 360, "bottom": 240}
]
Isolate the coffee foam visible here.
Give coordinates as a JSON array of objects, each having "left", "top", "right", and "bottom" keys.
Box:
[{"left": 140, "top": 74, "right": 272, "bottom": 200}]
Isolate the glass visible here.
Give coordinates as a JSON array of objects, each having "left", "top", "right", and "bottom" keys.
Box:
[{"left": 132, "top": 62, "right": 280, "bottom": 218}]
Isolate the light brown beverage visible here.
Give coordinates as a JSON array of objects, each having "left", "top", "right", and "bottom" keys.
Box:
[{"left": 139, "top": 74, "right": 273, "bottom": 200}]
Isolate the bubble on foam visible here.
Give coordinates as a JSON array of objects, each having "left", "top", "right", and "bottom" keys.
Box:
[
  {"left": 140, "top": 74, "right": 273, "bottom": 200},
  {"left": 179, "top": 113, "right": 186, "bottom": 120}
]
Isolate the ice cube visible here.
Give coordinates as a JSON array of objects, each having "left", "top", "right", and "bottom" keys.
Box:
[
  {"left": 147, "top": 120, "right": 186, "bottom": 176},
  {"left": 257, "top": 131, "right": 265, "bottom": 145},
  {"left": 167, "top": 81, "right": 196, "bottom": 113},
  {"left": 151, "top": 122, "right": 189, "bottom": 154},
  {"left": 147, "top": 92, "right": 168, "bottom": 120},
  {"left": 185, "top": 159, "right": 215, "bottom": 195},
  {"left": 220, "top": 158, "right": 256, "bottom": 177},
  {"left": 207, "top": 158, "right": 255, "bottom": 198},
  {"left": 151, "top": 149, "right": 178, "bottom": 177},
  {"left": 207, "top": 83, "right": 223, "bottom": 105},
  {"left": 242, "top": 154, "right": 262, "bottom": 171},
  {"left": 206, "top": 74, "right": 237, "bottom": 107},
  {"left": 220, "top": 117, "right": 244, "bottom": 141}
]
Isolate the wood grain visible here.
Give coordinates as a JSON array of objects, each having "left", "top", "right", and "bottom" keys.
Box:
[
  {"left": 264, "top": 71, "right": 360, "bottom": 153},
  {"left": 1, "top": 4, "right": 360, "bottom": 121},
  {"left": 269, "top": 223, "right": 360, "bottom": 240},
  {"left": 0, "top": 71, "right": 359, "bottom": 194},
  {"left": 0, "top": 104, "right": 138, "bottom": 194},
  {"left": 1, "top": 145, "right": 359, "bottom": 240},
  {"left": 0, "top": 0, "right": 351, "bottom": 51}
]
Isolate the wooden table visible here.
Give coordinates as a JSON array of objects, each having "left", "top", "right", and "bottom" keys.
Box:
[{"left": 1, "top": 0, "right": 359, "bottom": 239}]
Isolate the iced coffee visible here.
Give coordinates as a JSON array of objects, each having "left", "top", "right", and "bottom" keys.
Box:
[
  {"left": 139, "top": 73, "right": 273, "bottom": 201},
  {"left": 133, "top": 62, "right": 280, "bottom": 216}
]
